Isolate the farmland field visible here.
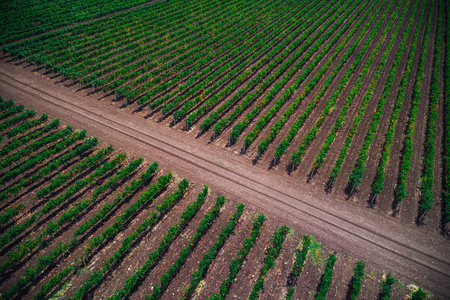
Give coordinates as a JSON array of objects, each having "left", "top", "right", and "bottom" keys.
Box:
[
  {"left": 3, "top": 0, "right": 448, "bottom": 231},
  {"left": 0, "top": 99, "right": 427, "bottom": 300},
  {"left": 0, "top": 0, "right": 449, "bottom": 298}
]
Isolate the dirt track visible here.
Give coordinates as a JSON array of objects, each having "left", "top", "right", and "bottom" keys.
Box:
[{"left": 0, "top": 60, "right": 449, "bottom": 298}]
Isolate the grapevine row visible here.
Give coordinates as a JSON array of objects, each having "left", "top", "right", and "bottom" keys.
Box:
[
  {"left": 370, "top": 1, "right": 426, "bottom": 202},
  {"left": 326, "top": 0, "right": 407, "bottom": 189},
  {"left": 208, "top": 214, "right": 266, "bottom": 300},
  {"left": 248, "top": 225, "right": 289, "bottom": 300},
  {"left": 287, "top": 0, "right": 387, "bottom": 166},
  {"left": 285, "top": 236, "right": 312, "bottom": 300},
  {"left": 418, "top": 0, "right": 442, "bottom": 221},
  {"left": 219, "top": 0, "right": 364, "bottom": 142},
  {"left": 256, "top": 0, "right": 387, "bottom": 157},
  {"left": 181, "top": 203, "right": 246, "bottom": 300},
  {"left": 347, "top": 0, "right": 418, "bottom": 194},
  {"left": 146, "top": 196, "right": 226, "bottom": 300},
  {"left": 315, "top": 254, "right": 336, "bottom": 300},
  {"left": 106, "top": 185, "right": 208, "bottom": 300},
  {"left": 59, "top": 180, "right": 196, "bottom": 300}
]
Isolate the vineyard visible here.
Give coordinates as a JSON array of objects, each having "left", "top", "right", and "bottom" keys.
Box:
[
  {"left": 0, "top": 0, "right": 449, "bottom": 298},
  {"left": 0, "top": 99, "right": 431, "bottom": 299},
  {"left": 2, "top": 0, "right": 448, "bottom": 233}
]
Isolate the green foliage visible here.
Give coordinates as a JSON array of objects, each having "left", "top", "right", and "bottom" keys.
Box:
[
  {"left": 181, "top": 203, "right": 245, "bottom": 300},
  {"left": 0, "top": 125, "right": 74, "bottom": 170},
  {"left": 285, "top": 286, "right": 295, "bottom": 300},
  {"left": 379, "top": 272, "right": 396, "bottom": 300},
  {"left": 0, "top": 138, "right": 102, "bottom": 202},
  {"left": 0, "top": 203, "right": 26, "bottom": 224},
  {"left": 0, "top": 127, "right": 85, "bottom": 187},
  {"left": 248, "top": 225, "right": 289, "bottom": 299},
  {"left": 146, "top": 196, "right": 226, "bottom": 300},
  {"left": 34, "top": 143, "right": 113, "bottom": 200},
  {"left": 347, "top": 0, "right": 416, "bottom": 189},
  {"left": 0, "top": 118, "right": 61, "bottom": 159},
  {"left": 327, "top": 0, "right": 406, "bottom": 185},
  {"left": 289, "top": 235, "right": 312, "bottom": 287},
  {"left": 419, "top": 0, "right": 442, "bottom": 219},
  {"left": 0, "top": 104, "right": 24, "bottom": 120},
  {"left": 315, "top": 254, "right": 337, "bottom": 300},
  {"left": 349, "top": 262, "right": 365, "bottom": 300},
  {"left": 443, "top": 0, "right": 450, "bottom": 226},
  {"left": 257, "top": 0, "right": 386, "bottom": 157},
  {"left": 0, "top": 151, "right": 123, "bottom": 275},
  {"left": 394, "top": 0, "right": 432, "bottom": 206},
  {"left": 7, "top": 113, "right": 48, "bottom": 138},
  {"left": 0, "top": 99, "right": 14, "bottom": 112},
  {"left": 0, "top": 0, "right": 176, "bottom": 44},
  {"left": 212, "top": 0, "right": 355, "bottom": 141},
  {"left": 209, "top": 214, "right": 266, "bottom": 300},
  {"left": 107, "top": 186, "right": 208, "bottom": 300},
  {"left": 176, "top": 0, "right": 316, "bottom": 125},
  {"left": 0, "top": 109, "right": 36, "bottom": 132},
  {"left": 410, "top": 287, "right": 429, "bottom": 300},
  {"left": 371, "top": 1, "right": 425, "bottom": 197},
  {"left": 288, "top": 0, "right": 385, "bottom": 165},
  {"left": 62, "top": 176, "right": 181, "bottom": 300}
]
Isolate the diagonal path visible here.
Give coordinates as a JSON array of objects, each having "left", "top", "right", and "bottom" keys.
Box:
[{"left": 0, "top": 60, "right": 449, "bottom": 298}]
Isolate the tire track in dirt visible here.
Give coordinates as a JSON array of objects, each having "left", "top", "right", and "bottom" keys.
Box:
[{"left": 0, "top": 66, "right": 449, "bottom": 298}]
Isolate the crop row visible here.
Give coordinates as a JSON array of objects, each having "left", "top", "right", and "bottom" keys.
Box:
[
  {"left": 0, "top": 129, "right": 86, "bottom": 187},
  {"left": 1, "top": 163, "right": 168, "bottom": 300},
  {"left": 325, "top": 0, "right": 406, "bottom": 189},
  {"left": 174, "top": 0, "right": 327, "bottom": 125},
  {"left": 0, "top": 118, "right": 60, "bottom": 158},
  {"left": 310, "top": 0, "right": 396, "bottom": 177},
  {"left": 0, "top": 125, "right": 74, "bottom": 170},
  {"left": 315, "top": 254, "right": 337, "bottom": 300},
  {"left": 147, "top": 0, "right": 301, "bottom": 112},
  {"left": 369, "top": 0, "right": 427, "bottom": 202},
  {"left": 287, "top": 0, "right": 386, "bottom": 167},
  {"left": 0, "top": 0, "right": 180, "bottom": 45},
  {"left": 221, "top": 0, "right": 364, "bottom": 144},
  {"left": 58, "top": 180, "right": 192, "bottom": 300},
  {"left": 99, "top": 0, "right": 251, "bottom": 96},
  {"left": 106, "top": 184, "right": 207, "bottom": 300},
  {"left": 0, "top": 103, "right": 24, "bottom": 121},
  {"left": 6, "top": 113, "right": 48, "bottom": 138},
  {"left": 418, "top": 0, "right": 442, "bottom": 222},
  {"left": 0, "top": 137, "right": 101, "bottom": 203},
  {"left": 7, "top": 0, "right": 212, "bottom": 78},
  {"left": 181, "top": 203, "right": 246, "bottom": 300},
  {"left": 162, "top": 0, "right": 311, "bottom": 118},
  {"left": 349, "top": 262, "right": 365, "bottom": 300},
  {"left": 347, "top": 0, "right": 418, "bottom": 194},
  {"left": 48, "top": 0, "right": 206, "bottom": 70},
  {"left": 0, "top": 149, "right": 124, "bottom": 252},
  {"left": 36, "top": 169, "right": 173, "bottom": 299},
  {"left": 209, "top": 214, "right": 267, "bottom": 300},
  {"left": 146, "top": 196, "right": 226, "bottom": 299},
  {"left": 394, "top": 0, "right": 433, "bottom": 208},
  {"left": 248, "top": 225, "right": 289, "bottom": 299},
  {"left": 444, "top": 0, "right": 450, "bottom": 230},
  {"left": 0, "top": 152, "right": 129, "bottom": 275},
  {"left": 256, "top": 0, "right": 386, "bottom": 158},
  {"left": 285, "top": 236, "right": 312, "bottom": 299}
]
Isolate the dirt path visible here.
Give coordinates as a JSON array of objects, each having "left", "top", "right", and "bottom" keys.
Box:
[{"left": 0, "top": 60, "right": 449, "bottom": 298}]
